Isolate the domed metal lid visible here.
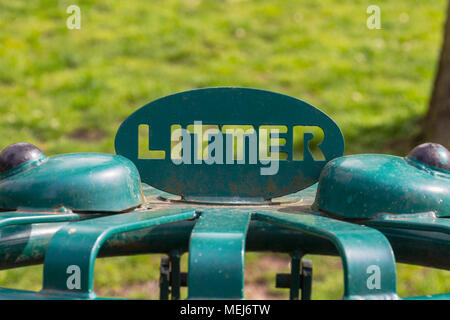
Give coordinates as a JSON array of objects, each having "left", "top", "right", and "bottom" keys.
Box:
[
  {"left": 0, "top": 143, "right": 143, "bottom": 212},
  {"left": 313, "top": 143, "right": 450, "bottom": 219}
]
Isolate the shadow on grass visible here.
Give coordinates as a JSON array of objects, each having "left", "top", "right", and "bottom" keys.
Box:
[{"left": 343, "top": 113, "right": 425, "bottom": 156}]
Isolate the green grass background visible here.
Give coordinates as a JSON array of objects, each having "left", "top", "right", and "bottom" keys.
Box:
[{"left": 0, "top": 0, "right": 449, "bottom": 299}]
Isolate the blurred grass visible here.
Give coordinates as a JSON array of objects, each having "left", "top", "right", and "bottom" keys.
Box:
[{"left": 0, "top": 0, "right": 449, "bottom": 299}]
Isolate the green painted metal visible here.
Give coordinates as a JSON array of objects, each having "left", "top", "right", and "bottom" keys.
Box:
[
  {"left": 254, "top": 211, "right": 399, "bottom": 299},
  {"left": 188, "top": 210, "right": 251, "bottom": 299},
  {"left": 0, "top": 153, "right": 143, "bottom": 212},
  {"left": 314, "top": 154, "right": 450, "bottom": 219},
  {"left": 0, "top": 212, "right": 83, "bottom": 229},
  {"left": 115, "top": 87, "right": 344, "bottom": 202},
  {"left": 367, "top": 212, "right": 450, "bottom": 235},
  {"left": 40, "top": 208, "right": 197, "bottom": 299},
  {"left": 0, "top": 183, "right": 448, "bottom": 299},
  {"left": 0, "top": 207, "right": 197, "bottom": 299},
  {"left": 0, "top": 88, "right": 448, "bottom": 301},
  {"left": 1, "top": 189, "right": 448, "bottom": 270}
]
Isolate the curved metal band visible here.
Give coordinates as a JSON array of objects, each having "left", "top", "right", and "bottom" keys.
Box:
[
  {"left": 254, "top": 211, "right": 399, "bottom": 300},
  {"left": 188, "top": 210, "right": 251, "bottom": 299},
  {"left": 41, "top": 208, "right": 198, "bottom": 299}
]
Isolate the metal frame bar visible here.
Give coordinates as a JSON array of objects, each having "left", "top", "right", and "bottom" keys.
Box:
[
  {"left": 254, "top": 211, "right": 399, "bottom": 300},
  {"left": 187, "top": 210, "right": 251, "bottom": 299}
]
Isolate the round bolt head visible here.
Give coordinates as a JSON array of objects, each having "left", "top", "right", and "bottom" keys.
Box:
[
  {"left": 0, "top": 143, "right": 44, "bottom": 173},
  {"left": 407, "top": 142, "right": 449, "bottom": 172}
]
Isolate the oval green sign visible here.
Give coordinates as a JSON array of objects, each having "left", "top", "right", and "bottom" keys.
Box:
[{"left": 115, "top": 87, "right": 344, "bottom": 203}]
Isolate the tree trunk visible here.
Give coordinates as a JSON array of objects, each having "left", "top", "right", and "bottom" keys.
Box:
[{"left": 424, "top": 0, "right": 450, "bottom": 148}]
